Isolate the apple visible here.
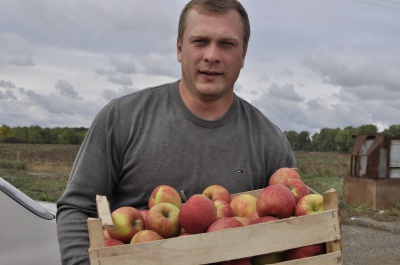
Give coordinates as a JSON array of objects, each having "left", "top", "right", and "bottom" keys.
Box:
[
  {"left": 256, "top": 184, "right": 296, "bottom": 219},
  {"left": 107, "top": 206, "right": 145, "bottom": 243},
  {"left": 249, "top": 210, "right": 259, "bottom": 222},
  {"left": 105, "top": 238, "right": 125, "bottom": 247},
  {"left": 139, "top": 209, "right": 149, "bottom": 228},
  {"left": 269, "top": 167, "right": 301, "bottom": 185},
  {"left": 232, "top": 216, "right": 252, "bottom": 226},
  {"left": 286, "top": 243, "right": 325, "bottom": 260},
  {"left": 295, "top": 194, "right": 324, "bottom": 216},
  {"left": 148, "top": 185, "right": 182, "bottom": 209},
  {"left": 251, "top": 251, "right": 286, "bottom": 264},
  {"left": 219, "top": 257, "right": 252, "bottom": 265},
  {"left": 252, "top": 216, "right": 278, "bottom": 225},
  {"left": 206, "top": 217, "right": 243, "bottom": 232},
  {"left": 146, "top": 202, "right": 181, "bottom": 238},
  {"left": 202, "top": 184, "right": 231, "bottom": 203},
  {"left": 280, "top": 178, "right": 309, "bottom": 204},
  {"left": 214, "top": 199, "right": 234, "bottom": 219},
  {"left": 130, "top": 230, "right": 164, "bottom": 244},
  {"left": 230, "top": 194, "right": 257, "bottom": 218},
  {"left": 179, "top": 232, "right": 193, "bottom": 237},
  {"left": 178, "top": 194, "right": 217, "bottom": 234}
]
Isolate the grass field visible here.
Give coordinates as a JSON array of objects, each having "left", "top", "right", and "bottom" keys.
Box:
[{"left": 1, "top": 143, "right": 399, "bottom": 222}]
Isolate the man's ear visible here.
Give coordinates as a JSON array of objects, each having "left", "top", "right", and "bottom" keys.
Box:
[
  {"left": 177, "top": 39, "right": 182, "bottom": 63},
  {"left": 241, "top": 48, "right": 247, "bottom": 68}
]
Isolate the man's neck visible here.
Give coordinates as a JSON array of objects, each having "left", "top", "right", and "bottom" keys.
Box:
[{"left": 178, "top": 82, "right": 234, "bottom": 121}]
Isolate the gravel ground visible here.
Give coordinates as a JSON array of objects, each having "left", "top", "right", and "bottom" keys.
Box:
[{"left": 341, "top": 217, "right": 400, "bottom": 265}]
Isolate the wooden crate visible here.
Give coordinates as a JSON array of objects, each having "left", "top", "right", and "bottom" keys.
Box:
[{"left": 87, "top": 188, "right": 342, "bottom": 265}]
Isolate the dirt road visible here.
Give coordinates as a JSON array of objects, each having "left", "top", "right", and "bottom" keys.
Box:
[{"left": 341, "top": 218, "right": 400, "bottom": 265}]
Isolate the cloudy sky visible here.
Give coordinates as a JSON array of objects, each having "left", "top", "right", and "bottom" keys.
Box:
[{"left": 1, "top": 0, "right": 399, "bottom": 134}]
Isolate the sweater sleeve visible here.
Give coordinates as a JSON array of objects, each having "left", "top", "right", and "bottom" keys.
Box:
[{"left": 56, "top": 101, "right": 120, "bottom": 265}]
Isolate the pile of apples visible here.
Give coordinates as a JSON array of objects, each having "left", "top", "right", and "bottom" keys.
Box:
[{"left": 103, "top": 167, "right": 326, "bottom": 264}]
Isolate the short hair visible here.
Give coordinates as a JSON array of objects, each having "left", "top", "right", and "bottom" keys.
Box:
[{"left": 178, "top": 0, "right": 251, "bottom": 52}]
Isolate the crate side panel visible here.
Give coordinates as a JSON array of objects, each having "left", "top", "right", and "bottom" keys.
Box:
[{"left": 89, "top": 209, "right": 340, "bottom": 265}]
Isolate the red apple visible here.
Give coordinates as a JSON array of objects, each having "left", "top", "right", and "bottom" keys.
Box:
[
  {"left": 249, "top": 210, "right": 259, "bottom": 222},
  {"left": 107, "top": 206, "right": 145, "bottom": 243},
  {"left": 252, "top": 216, "right": 278, "bottom": 225},
  {"left": 232, "top": 216, "right": 252, "bottom": 226},
  {"left": 251, "top": 251, "right": 286, "bottom": 264},
  {"left": 295, "top": 194, "right": 324, "bottom": 216},
  {"left": 178, "top": 194, "right": 217, "bottom": 234},
  {"left": 105, "top": 238, "right": 125, "bottom": 247},
  {"left": 230, "top": 194, "right": 257, "bottom": 218},
  {"left": 214, "top": 199, "right": 234, "bottom": 219},
  {"left": 179, "top": 232, "right": 193, "bottom": 237},
  {"left": 256, "top": 184, "right": 296, "bottom": 219},
  {"left": 220, "top": 257, "right": 252, "bottom": 265},
  {"left": 130, "top": 230, "right": 164, "bottom": 244},
  {"left": 269, "top": 167, "right": 301, "bottom": 185},
  {"left": 139, "top": 209, "right": 149, "bottom": 229},
  {"left": 286, "top": 243, "right": 325, "bottom": 260},
  {"left": 202, "top": 184, "right": 231, "bottom": 203},
  {"left": 280, "top": 178, "right": 309, "bottom": 204},
  {"left": 148, "top": 185, "right": 182, "bottom": 209},
  {"left": 146, "top": 202, "right": 181, "bottom": 238},
  {"left": 206, "top": 217, "right": 243, "bottom": 232}
]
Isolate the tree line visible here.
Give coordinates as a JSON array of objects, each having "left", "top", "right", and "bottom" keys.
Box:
[
  {"left": 1, "top": 124, "right": 399, "bottom": 153},
  {"left": 0, "top": 125, "right": 88, "bottom": 145},
  {"left": 284, "top": 124, "right": 400, "bottom": 153}
]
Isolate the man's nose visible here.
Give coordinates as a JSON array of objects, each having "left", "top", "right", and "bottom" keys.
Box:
[{"left": 203, "top": 43, "right": 221, "bottom": 63}]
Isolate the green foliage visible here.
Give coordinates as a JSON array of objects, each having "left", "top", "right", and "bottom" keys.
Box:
[
  {"left": 0, "top": 160, "right": 27, "bottom": 170},
  {"left": 0, "top": 125, "right": 88, "bottom": 145},
  {"left": 382, "top": 125, "right": 400, "bottom": 137}
]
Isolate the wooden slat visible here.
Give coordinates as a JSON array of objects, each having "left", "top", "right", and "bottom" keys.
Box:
[
  {"left": 96, "top": 195, "right": 114, "bottom": 229},
  {"left": 87, "top": 218, "right": 106, "bottom": 249},
  {"left": 323, "top": 189, "right": 342, "bottom": 254},
  {"left": 88, "top": 209, "right": 340, "bottom": 265},
  {"left": 271, "top": 251, "right": 342, "bottom": 265}
]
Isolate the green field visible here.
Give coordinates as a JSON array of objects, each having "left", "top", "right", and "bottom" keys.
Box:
[{"left": 1, "top": 143, "right": 398, "bottom": 222}]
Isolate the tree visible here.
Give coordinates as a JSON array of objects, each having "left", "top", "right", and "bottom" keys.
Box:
[
  {"left": 285, "top": 130, "right": 299, "bottom": 150},
  {"left": 356, "top": 124, "right": 378, "bottom": 135},
  {"left": 312, "top": 128, "right": 340, "bottom": 152},
  {"left": 382, "top": 125, "right": 400, "bottom": 137},
  {"left": 297, "top": 131, "right": 312, "bottom": 151},
  {"left": 0, "top": 124, "right": 11, "bottom": 142},
  {"left": 334, "top": 126, "right": 355, "bottom": 153}
]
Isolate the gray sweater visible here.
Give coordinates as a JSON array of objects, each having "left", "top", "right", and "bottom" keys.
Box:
[{"left": 56, "top": 80, "right": 295, "bottom": 264}]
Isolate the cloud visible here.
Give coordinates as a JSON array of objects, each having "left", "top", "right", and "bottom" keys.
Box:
[
  {"left": 106, "top": 74, "right": 133, "bottom": 86},
  {"left": 0, "top": 80, "right": 16, "bottom": 89},
  {"left": 141, "top": 52, "right": 180, "bottom": 78},
  {"left": 109, "top": 54, "right": 136, "bottom": 74},
  {"left": 55, "top": 80, "right": 79, "bottom": 99},
  {"left": 101, "top": 86, "right": 138, "bottom": 101},
  {"left": 302, "top": 46, "right": 400, "bottom": 97},
  {"left": 0, "top": 32, "right": 35, "bottom": 66},
  {"left": 269, "top": 83, "right": 304, "bottom": 102}
]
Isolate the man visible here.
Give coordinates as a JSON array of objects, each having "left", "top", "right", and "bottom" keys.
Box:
[{"left": 56, "top": 0, "right": 296, "bottom": 264}]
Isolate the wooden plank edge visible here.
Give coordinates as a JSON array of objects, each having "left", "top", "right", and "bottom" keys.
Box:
[
  {"left": 88, "top": 209, "right": 341, "bottom": 265},
  {"left": 96, "top": 195, "right": 114, "bottom": 229},
  {"left": 269, "top": 251, "right": 342, "bottom": 265},
  {"left": 323, "top": 189, "right": 342, "bottom": 254}
]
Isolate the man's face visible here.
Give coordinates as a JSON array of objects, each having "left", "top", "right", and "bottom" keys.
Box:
[{"left": 177, "top": 9, "right": 246, "bottom": 101}]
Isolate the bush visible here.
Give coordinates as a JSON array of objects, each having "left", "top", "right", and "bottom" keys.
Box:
[{"left": 0, "top": 160, "right": 27, "bottom": 170}]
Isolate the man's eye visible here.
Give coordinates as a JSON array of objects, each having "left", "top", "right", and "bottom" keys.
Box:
[
  {"left": 193, "top": 39, "right": 206, "bottom": 44},
  {"left": 222, "top": 42, "right": 234, "bottom": 46}
]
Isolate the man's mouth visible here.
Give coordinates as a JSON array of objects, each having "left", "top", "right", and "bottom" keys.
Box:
[{"left": 199, "top": 70, "right": 222, "bottom": 76}]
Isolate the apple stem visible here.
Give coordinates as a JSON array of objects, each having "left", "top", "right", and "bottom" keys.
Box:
[{"left": 180, "top": 190, "right": 187, "bottom": 203}]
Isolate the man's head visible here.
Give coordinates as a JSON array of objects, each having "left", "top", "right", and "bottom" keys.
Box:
[{"left": 178, "top": 0, "right": 250, "bottom": 53}]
